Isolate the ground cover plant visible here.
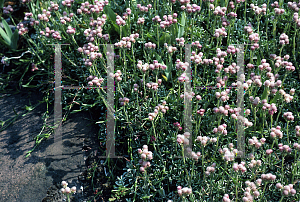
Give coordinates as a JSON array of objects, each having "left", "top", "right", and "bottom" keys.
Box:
[{"left": 1, "top": 0, "right": 300, "bottom": 201}]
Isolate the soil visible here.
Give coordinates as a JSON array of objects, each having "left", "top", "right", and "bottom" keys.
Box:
[{"left": 0, "top": 87, "right": 112, "bottom": 202}]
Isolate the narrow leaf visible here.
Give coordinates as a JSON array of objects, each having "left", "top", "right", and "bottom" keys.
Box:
[
  {"left": 177, "top": 12, "right": 186, "bottom": 38},
  {"left": 2, "top": 18, "right": 13, "bottom": 37},
  {"left": 104, "top": 6, "right": 116, "bottom": 22},
  {"left": 0, "top": 26, "right": 10, "bottom": 44},
  {"left": 10, "top": 29, "right": 19, "bottom": 50}
]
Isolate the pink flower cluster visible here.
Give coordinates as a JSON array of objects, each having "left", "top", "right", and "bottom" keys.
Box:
[
  {"left": 178, "top": 72, "right": 190, "bottom": 83},
  {"left": 191, "top": 41, "right": 202, "bottom": 49},
  {"left": 278, "top": 143, "right": 292, "bottom": 153},
  {"left": 59, "top": 12, "right": 74, "bottom": 24},
  {"left": 224, "top": 62, "right": 240, "bottom": 74},
  {"left": 274, "top": 7, "right": 285, "bottom": 15},
  {"left": 223, "top": 194, "right": 231, "bottom": 202},
  {"left": 261, "top": 173, "right": 276, "bottom": 181},
  {"left": 278, "top": 89, "right": 294, "bottom": 103},
  {"left": 216, "top": 76, "right": 228, "bottom": 87},
  {"left": 137, "top": 17, "right": 145, "bottom": 24},
  {"left": 288, "top": 1, "right": 300, "bottom": 12},
  {"left": 110, "top": 70, "right": 122, "bottom": 81},
  {"left": 82, "top": 21, "right": 108, "bottom": 42},
  {"left": 116, "top": 15, "right": 126, "bottom": 26},
  {"left": 250, "top": 3, "right": 267, "bottom": 15},
  {"left": 261, "top": 100, "right": 278, "bottom": 116},
  {"left": 213, "top": 105, "right": 229, "bottom": 116},
  {"left": 37, "top": 10, "right": 51, "bottom": 22},
  {"left": 60, "top": 181, "right": 76, "bottom": 195},
  {"left": 146, "top": 81, "right": 160, "bottom": 90},
  {"left": 219, "top": 147, "right": 237, "bottom": 162},
  {"left": 119, "top": 97, "right": 130, "bottom": 106},
  {"left": 227, "top": 12, "right": 237, "bottom": 18},
  {"left": 276, "top": 183, "right": 297, "bottom": 196},
  {"left": 226, "top": 45, "right": 239, "bottom": 54},
  {"left": 248, "top": 137, "right": 266, "bottom": 148},
  {"left": 266, "top": 149, "right": 273, "bottom": 155},
  {"left": 177, "top": 186, "right": 192, "bottom": 196},
  {"left": 195, "top": 136, "right": 212, "bottom": 146},
  {"left": 66, "top": 26, "right": 76, "bottom": 34},
  {"left": 176, "top": 37, "right": 185, "bottom": 46},
  {"left": 176, "top": 59, "right": 190, "bottom": 71},
  {"left": 214, "top": 27, "right": 227, "bottom": 37},
  {"left": 270, "top": 126, "right": 283, "bottom": 138},
  {"left": 3, "top": 5, "right": 13, "bottom": 14},
  {"left": 271, "top": 1, "right": 279, "bottom": 8},
  {"left": 78, "top": 43, "right": 98, "bottom": 55},
  {"left": 173, "top": 122, "right": 182, "bottom": 131},
  {"left": 283, "top": 112, "right": 294, "bottom": 121},
  {"left": 191, "top": 51, "right": 204, "bottom": 64},
  {"left": 221, "top": 17, "right": 230, "bottom": 27},
  {"left": 31, "top": 63, "right": 38, "bottom": 72},
  {"left": 205, "top": 163, "right": 216, "bottom": 176},
  {"left": 17, "top": 23, "right": 29, "bottom": 35},
  {"left": 144, "top": 42, "right": 156, "bottom": 49},
  {"left": 152, "top": 14, "right": 178, "bottom": 29},
  {"left": 165, "top": 44, "right": 177, "bottom": 53},
  {"left": 137, "top": 4, "right": 152, "bottom": 12},
  {"left": 213, "top": 123, "right": 227, "bottom": 135},
  {"left": 271, "top": 54, "right": 295, "bottom": 71},
  {"left": 233, "top": 162, "right": 247, "bottom": 173},
  {"left": 258, "top": 59, "right": 272, "bottom": 72},
  {"left": 244, "top": 25, "right": 253, "bottom": 34},
  {"left": 248, "top": 159, "right": 262, "bottom": 168},
  {"left": 77, "top": 0, "right": 108, "bottom": 15},
  {"left": 181, "top": 4, "right": 201, "bottom": 13},
  {"left": 196, "top": 109, "right": 205, "bottom": 116},
  {"left": 249, "top": 33, "right": 260, "bottom": 50},
  {"left": 293, "top": 13, "right": 300, "bottom": 27},
  {"left": 49, "top": 1, "right": 59, "bottom": 11},
  {"left": 61, "top": 0, "right": 74, "bottom": 7},
  {"left": 177, "top": 132, "right": 190, "bottom": 145},
  {"left": 115, "top": 34, "right": 139, "bottom": 49},
  {"left": 250, "top": 74, "right": 262, "bottom": 87},
  {"left": 138, "top": 145, "right": 153, "bottom": 172},
  {"left": 148, "top": 101, "right": 169, "bottom": 121},
  {"left": 279, "top": 33, "right": 289, "bottom": 45},
  {"left": 243, "top": 180, "right": 261, "bottom": 201},
  {"left": 213, "top": 6, "right": 227, "bottom": 16},
  {"left": 293, "top": 142, "right": 300, "bottom": 150},
  {"left": 87, "top": 75, "right": 104, "bottom": 87},
  {"left": 215, "top": 89, "right": 230, "bottom": 102},
  {"left": 235, "top": 115, "right": 253, "bottom": 127},
  {"left": 40, "top": 27, "right": 62, "bottom": 40},
  {"left": 249, "top": 96, "right": 260, "bottom": 106}
]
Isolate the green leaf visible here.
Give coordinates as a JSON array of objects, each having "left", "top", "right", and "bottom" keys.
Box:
[
  {"left": 178, "top": 12, "right": 186, "bottom": 38},
  {"left": 153, "top": 52, "right": 165, "bottom": 65},
  {"left": 25, "top": 105, "right": 33, "bottom": 111},
  {"left": 104, "top": 6, "right": 116, "bottom": 22},
  {"left": 0, "top": 37, "right": 10, "bottom": 47},
  {"left": 0, "top": 0, "right": 4, "bottom": 8},
  {"left": 146, "top": 33, "right": 157, "bottom": 44},
  {"left": 270, "top": 90, "right": 280, "bottom": 104},
  {"left": 112, "top": 23, "right": 120, "bottom": 34},
  {"left": 2, "top": 18, "right": 13, "bottom": 37},
  {"left": 0, "top": 26, "right": 10, "bottom": 45},
  {"left": 159, "top": 33, "right": 170, "bottom": 45},
  {"left": 261, "top": 87, "right": 269, "bottom": 101},
  {"left": 10, "top": 29, "right": 19, "bottom": 50}
]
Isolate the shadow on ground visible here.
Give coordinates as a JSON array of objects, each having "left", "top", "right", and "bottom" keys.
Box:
[{"left": 0, "top": 88, "right": 102, "bottom": 202}]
